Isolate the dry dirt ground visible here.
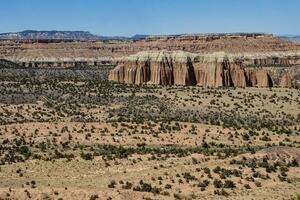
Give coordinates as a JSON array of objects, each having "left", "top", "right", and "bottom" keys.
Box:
[{"left": 0, "top": 80, "right": 299, "bottom": 200}]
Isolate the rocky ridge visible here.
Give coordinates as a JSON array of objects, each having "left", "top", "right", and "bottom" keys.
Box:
[
  {"left": 109, "top": 51, "right": 300, "bottom": 88},
  {"left": 2, "top": 34, "right": 300, "bottom": 62}
]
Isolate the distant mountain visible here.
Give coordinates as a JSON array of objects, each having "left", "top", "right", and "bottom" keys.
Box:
[
  {"left": 0, "top": 30, "right": 149, "bottom": 41},
  {"left": 0, "top": 31, "right": 277, "bottom": 42},
  {"left": 0, "top": 30, "right": 102, "bottom": 40},
  {"left": 131, "top": 34, "right": 149, "bottom": 40},
  {"left": 280, "top": 35, "right": 300, "bottom": 43},
  {"left": 98, "top": 36, "right": 128, "bottom": 41}
]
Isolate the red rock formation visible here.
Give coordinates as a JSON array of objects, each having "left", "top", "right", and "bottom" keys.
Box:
[
  {"left": 2, "top": 33, "right": 300, "bottom": 67},
  {"left": 256, "top": 70, "right": 273, "bottom": 87},
  {"left": 194, "top": 61, "right": 233, "bottom": 87},
  {"left": 148, "top": 60, "right": 174, "bottom": 85},
  {"left": 244, "top": 69, "right": 273, "bottom": 87},
  {"left": 110, "top": 53, "right": 196, "bottom": 86},
  {"left": 109, "top": 51, "right": 296, "bottom": 88},
  {"left": 280, "top": 74, "right": 293, "bottom": 88},
  {"left": 229, "top": 63, "right": 247, "bottom": 88}
]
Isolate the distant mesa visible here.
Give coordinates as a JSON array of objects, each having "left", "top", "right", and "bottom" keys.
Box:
[
  {"left": 0, "top": 30, "right": 276, "bottom": 41},
  {"left": 1, "top": 31, "right": 300, "bottom": 44},
  {"left": 0, "top": 30, "right": 148, "bottom": 41},
  {"left": 280, "top": 35, "right": 300, "bottom": 44},
  {"left": 0, "top": 30, "right": 100, "bottom": 40}
]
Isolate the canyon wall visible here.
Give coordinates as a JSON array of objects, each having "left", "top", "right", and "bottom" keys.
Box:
[
  {"left": 109, "top": 51, "right": 300, "bottom": 88},
  {"left": 2, "top": 33, "right": 300, "bottom": 87},
  {"left": 2, "top": 34, "right": 300, "bottom": 64}
]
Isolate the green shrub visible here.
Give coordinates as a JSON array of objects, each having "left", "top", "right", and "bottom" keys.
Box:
[
  {"left": 224, "top": 180, "right": 235, "bottom": 188},
  {"left": 213, "top": 179, "right": 223, "bottom": 188}
]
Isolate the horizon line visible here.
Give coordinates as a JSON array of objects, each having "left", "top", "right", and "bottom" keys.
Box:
[{"left": 0, "top": 30, "right": 297, "bottom": 37}]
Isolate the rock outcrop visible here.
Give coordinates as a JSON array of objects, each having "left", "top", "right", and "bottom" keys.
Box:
[
  {"left": 2, "top": 33, "right": 300, "bottom": 68},
  {"left": 280, "top": 74, "right": 293, "bottom": 88},
  {"left": 244, "top": 69, "right": 273, "bottom": 87},
  {"left": 109, "top": 51, "right": 299, "bottom": 88}
]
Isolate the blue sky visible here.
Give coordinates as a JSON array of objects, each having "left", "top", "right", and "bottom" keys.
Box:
[{"left": 0, "top": 0, "right": 299, "bottom": 36}]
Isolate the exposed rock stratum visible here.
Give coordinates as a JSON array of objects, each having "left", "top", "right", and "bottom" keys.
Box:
[{"left": 109, "top": 51, "right": 300, "bottom": 88}]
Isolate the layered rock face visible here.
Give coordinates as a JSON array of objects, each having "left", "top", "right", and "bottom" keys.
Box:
[
  {"left": 109, "top": 51, "right": 300, "bottom": 88},
  {"left": 280, "top": 74, "right": 293, "bottom": 88},
  {"left": 244, "top": 69, "right": 273, "bottom": 87},
  {"left": 109, "top": 52, "right": 196, "bottom": 85},
  {"left": 2, "top": 33, "right": 300, "bottom": 67}
]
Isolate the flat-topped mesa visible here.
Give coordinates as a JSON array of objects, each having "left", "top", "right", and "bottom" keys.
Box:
[
  {"left": 109, "top": 51, "right": 300, "bottom": 88},
  {"left": 2, "top": 33, "right": 300, "bottom": 64},
  {"left": 145, "top": 33, "right": 273, "bottom": 42}
]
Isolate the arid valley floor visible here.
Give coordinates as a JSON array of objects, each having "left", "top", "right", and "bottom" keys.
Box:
[
  {"left": 0, "top": 79, "right": 299, "bottom": 200},
  {"left": 0, "top": 32, "right": 300, "bottom": 200}
]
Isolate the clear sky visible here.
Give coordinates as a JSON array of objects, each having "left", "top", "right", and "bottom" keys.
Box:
[{"left": 0, "top": 0, "right": 299, "bottom": 36}]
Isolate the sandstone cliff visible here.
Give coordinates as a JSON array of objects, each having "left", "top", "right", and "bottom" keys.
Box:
[
  {"left": 280, "top": 74, "right": 293, "bottom": 88},
  {"left": 109, "top": 51, "right": 300, "bottom": 88},
  {"left": 2, "top": 33, "right": 300, "bottom": 68}
]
